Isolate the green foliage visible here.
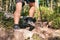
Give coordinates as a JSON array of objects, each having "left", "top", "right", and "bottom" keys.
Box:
[
  {"left": 0, "top": 12, "right": 4, "bottom": 21},
  {"left": 34, "top": 8, "right": 40, "bottom": 19},
  {"left": 54, "top": 6, "right": 60, "bottom": 13},
  {"left": 39, "top": 6, "right": 54, "bottom": 21},
  {"left": 50, "top": 13, "right": 60, "bottom": 29},
  {"left": 2, "top": 17, "right": 14, "bottom": 29},
  {"left": 21, "top": 5, "right": 30, "bottom": 16},
  {"left": 39, "top": 6, "right": 60, "bottom": 29},
  {"left": 32, "top": 34, "right": 41, "bottom": 40},
  {"left": 0, "top": 12, "right": 14, "bottom": 29}
]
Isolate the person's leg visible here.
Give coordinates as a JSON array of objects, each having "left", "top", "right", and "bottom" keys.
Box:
[
  {"left": 29, "top": 2, "right": 35, "bottom": 17},
  {"left": 25, "top": 1, "right": 36, "bottom": 31},
  {"left": 13, "top": 0, "right": 22, "bottom": 29},
  {"left": 29, "top": 3, "right": 35, "bottom": 31}
]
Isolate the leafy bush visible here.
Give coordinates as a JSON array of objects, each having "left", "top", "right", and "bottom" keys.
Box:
[
  {"left": 2, "top": 17, "right": 14, "bottom": 29},
  {"left": 0, "top": 12, "right": 14, "bottom": 29},
  {"left": 50, "top": 13, "right": 60, "bottom": 29},
  {"left": 21, "top": 5, "right": 30, "bottom": 16},
  {"left": 0, "top": 12, "right": 4, "bottom": 21},
  {"left": 39, "top": 6, "right": 54, "bottom": 22},
  {"left": 39, "top": 6, "right": 60, "bottom": 29}
]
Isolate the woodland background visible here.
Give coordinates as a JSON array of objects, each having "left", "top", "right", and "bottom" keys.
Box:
[{"left": 0, "top": 0, "right": 60, "bottom": 40}]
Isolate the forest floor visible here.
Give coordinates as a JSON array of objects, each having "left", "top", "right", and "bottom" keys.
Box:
[{"left": 0, "top": 22, "right": 60, "bottom": 40}]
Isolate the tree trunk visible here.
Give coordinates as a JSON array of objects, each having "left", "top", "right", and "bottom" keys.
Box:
[
  {"left": 6, "top": 0, "right": 9, "bottom": 12},
  {"left": 50, "top": 0, "right": 53, "bottom": 10},
  {"left": 35, "top": 0, "right": 41, "bottom": 21}
]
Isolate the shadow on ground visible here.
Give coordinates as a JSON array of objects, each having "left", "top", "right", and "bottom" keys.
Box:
[{"left": 48, "top": 37, "right": 60, "bottom": 40}]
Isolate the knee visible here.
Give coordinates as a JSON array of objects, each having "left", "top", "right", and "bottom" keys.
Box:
[
  {"left": 14, "top": 8, "right": 21, "bottom": 15},
  {"left": 15, "top": 9, "right": 21, "bottom": 13},
  {"left": 29, "top": 3, "right": 35, "bottom": 7}
]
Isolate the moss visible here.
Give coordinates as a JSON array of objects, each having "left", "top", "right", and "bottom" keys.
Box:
[{"left": 32, "top": 34, "right": 41, "bottom": 40}]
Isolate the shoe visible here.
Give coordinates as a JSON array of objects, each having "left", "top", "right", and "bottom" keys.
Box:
[
  {"left": 13, "top": 24, "right": 20, "bottom": 29},
  {"left": 25, "top": 17, "right": 36, "bottom": 31},
  {"left": 25, "top": 17, "right": 36, "bottom": 26},
  {"left": 29, "top": 25, "right": 35, "bottom": 31}
]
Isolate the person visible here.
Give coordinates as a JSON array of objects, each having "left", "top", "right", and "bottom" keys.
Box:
[{"left": 13, "top": 0, "right": 36, "bottom": 31}]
